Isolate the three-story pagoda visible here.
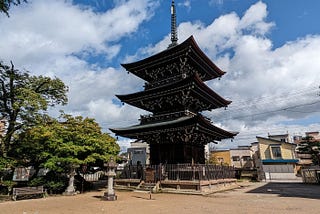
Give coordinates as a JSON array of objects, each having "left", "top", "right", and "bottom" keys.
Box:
[{"left": 110, "top": 0, "right": 237, "bottom": 164}]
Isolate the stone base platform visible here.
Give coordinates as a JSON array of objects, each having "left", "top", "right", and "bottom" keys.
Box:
[{"left": 114, "top": 178, "right": 238, "bottom": 195}]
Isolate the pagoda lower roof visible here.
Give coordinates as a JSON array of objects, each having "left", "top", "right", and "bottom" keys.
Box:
[
  {"left": 109, "top": 114, "right": 237, "bottom": 143},
  {"left": 121, "top": 36, "right": 225, "bottom": 82},
  {"left": 116, "top": 74, "right": 231, "bottom": 113}
]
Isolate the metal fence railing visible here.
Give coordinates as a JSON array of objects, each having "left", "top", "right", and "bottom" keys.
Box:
[
  {"left": 117, "top": 164, "right": 235, "bottom": 182},
  {"left": 301, "top": 168, "right": 320, "bottom": 184}
]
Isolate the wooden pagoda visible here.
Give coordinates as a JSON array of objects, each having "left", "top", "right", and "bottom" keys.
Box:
[{"left": 110, "top": 1, "right": 237, "bottom": 165}]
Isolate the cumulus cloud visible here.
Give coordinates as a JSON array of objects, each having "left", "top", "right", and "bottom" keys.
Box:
[
  {"left": 0, "top": 0, "right": 319, "bottom": 148},
  {"left": 0, "top": 0, "right": 156, "bottom": 132},
  {"left": 138, "top": 1, "right": 320, "bottom": 146},
  {"left": 0, "top": 0, "right": 157, "bottom": 66}
]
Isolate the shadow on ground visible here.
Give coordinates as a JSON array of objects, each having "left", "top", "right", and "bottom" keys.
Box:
[{"left": 247, "top": 182, "right": 320, "bottom": 199}]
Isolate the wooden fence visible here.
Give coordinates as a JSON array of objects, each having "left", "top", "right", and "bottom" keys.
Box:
[{"left": 117, "top": 164, "right": 235, "bottom": 182}]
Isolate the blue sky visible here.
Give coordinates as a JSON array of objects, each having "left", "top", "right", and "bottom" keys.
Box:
[
  {"left": 0, "top": 0, "right": 320, "bottom": 150},
  {"left": 73, "top": 0, "right": 320, "bottom": 61}
]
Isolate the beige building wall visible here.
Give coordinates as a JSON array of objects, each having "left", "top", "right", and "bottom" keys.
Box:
[
  {"left": 257, "top": 137, "right": 296, "bottom": 160},
  {"left": 230, "top": 148, "right": 254, "bottom": 169},
  {"left": 258, "top": 139, "right": 271, "bottom": 159},
  {"left": 281, "top": 143, "right": 296, "bottom": 159},
  {"left": 210, "top": 150, "right": 231, "bottom": 166}
]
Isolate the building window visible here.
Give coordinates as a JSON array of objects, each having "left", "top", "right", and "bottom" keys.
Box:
[
  {"left": 271, "top": 146, "right": 282, "bottom": 159},
  {"left": 133, "top": 150, "right": 144, "bottom": 154},
  {"left": 242, "top": 156, "right": 251, "bottom": 161},
  {"left": 232, "top": 156, "right": 240, "bottom": 161}
]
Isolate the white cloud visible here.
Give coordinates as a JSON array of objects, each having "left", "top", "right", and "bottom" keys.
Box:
[
  {"left": 116, "top": 138, "right": 132, "bottom": 153},
  {"left": 239, "top": 1, "right": 273, "bottom": 35},
  {"left": 138, "top": 1, "right": 320, "bottom": 145},
  {"left": 0, "top": 0, "right": 319, "bottom": 149},
  {"left": 0, "top": 0, "right": 157, "bottom": 135},
  {"left": 0, "top": 0, "right": 157, "bottom": 66}
]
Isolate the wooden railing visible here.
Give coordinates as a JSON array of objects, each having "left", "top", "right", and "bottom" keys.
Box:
[{"left": 117, "top": 164, "right": 235, "bottom": 182}]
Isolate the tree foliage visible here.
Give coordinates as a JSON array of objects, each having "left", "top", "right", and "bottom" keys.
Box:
[
  {"left": 0, "top": 61, "right": 68, "bottom": 157},
  {"left": 0, "top": 0, "right": 27, "bottom": 17},
  {"left": 0, "top": 0, "right": 26, "bottom": 16},
  {"left": 13, "top": 113, "right": 119, "bottom": 173},
  {"left": 296, "top": 136, "right": 320, "bottom": 165}
]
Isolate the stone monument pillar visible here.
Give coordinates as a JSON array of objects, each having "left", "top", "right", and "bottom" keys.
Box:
[
  {"left": 103, "top": 158, "right": 117, "bottom": 201},
  {"left": 64, "top": 166, "right": 77, "bottom": 195}
]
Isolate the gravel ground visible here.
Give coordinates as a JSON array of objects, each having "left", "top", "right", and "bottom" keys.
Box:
[{"left": 0, "top": 181, "right": 319, "bottom": 214}]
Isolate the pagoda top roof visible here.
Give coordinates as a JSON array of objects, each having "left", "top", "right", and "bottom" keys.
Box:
[
  {"left": 121, "top": 36, "right": 225, "bottom": 81},
  {"left": 110, "top": 114, "right": 237, "bottom": 142}
]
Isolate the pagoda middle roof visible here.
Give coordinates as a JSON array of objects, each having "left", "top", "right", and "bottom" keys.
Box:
[
  {"left": 121, "top": 36, "right": 225, "bottom": 82},
  {"left": 116, "top": 74, "right": 231, "bottom": 113},
  {"left": 109, "top": 114, "right": 237, "bottom": 141}
]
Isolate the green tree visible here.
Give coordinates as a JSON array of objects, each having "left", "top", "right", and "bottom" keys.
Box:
[
  {"left": 0, "top": 61, "right": 68, "bottom": 158},
  {"left": 43, "top": 113, "right": 119, "bottom": 172},
  {"left": 14, "top": 113, "right": 119, "bottom": 192},
  {"left": 0, "top": 0, "right": 26, "bottom": 16},
  {"left": 296, "top": 136, "right": 320, "bottom": 165}
]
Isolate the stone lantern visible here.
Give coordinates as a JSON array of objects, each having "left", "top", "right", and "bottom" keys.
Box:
[
  {"left": 63, "top": 164, "right": 79, "bottom": 196},
  {"left": 103, "top": 157, "right": 117, "bottom": 201}
]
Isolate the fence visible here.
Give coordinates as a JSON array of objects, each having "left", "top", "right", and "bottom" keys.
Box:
[
  {"left": 118, "top": 164, "right": 235, "bottom": 182},
  {"left": 262, "top": 164, "right": 297, "bottom": 180},
  {"left": 301, "top": 168, "right": 320, "bottom": 184},
  {"left": 262, "top": 164, "right": 294, "bottom": 173},
  {"left": 80, "top": 171, "right": 105, "bottom": 182}
]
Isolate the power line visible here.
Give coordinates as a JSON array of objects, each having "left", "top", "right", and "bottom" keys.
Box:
[
  {"left": 221, "top": 85, "right": 320, "bottom": 111},
  {"left": 209, "top": 85, "right": 320, "bottom": 121},
  {"left": 224, "top": 100, "right": 320, "bottom": 120}
]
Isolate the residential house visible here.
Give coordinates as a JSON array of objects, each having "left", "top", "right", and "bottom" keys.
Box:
[
  {"left": 209, "top": 149, "right": 231, "bottom": 166},
  {"left": 268, "top": 133, "right": 291, "bottom": 143},
  {"left": 230, "top": 146, "right": 254, "bottom": 169},
  {"left": 293, "top": 131, "right": 320, "bottom": 144},
  {"left": 306, "top": 131, "right": 320, "bottom": 140},
  {"left": 293, "top": 135, "right": 303, "bottom": 144},
  {"left": 210, "top": 146, "right": 255, "bottom": 168},
  {"left": 256, "top": 136, "right": 298, "bottom": 180},
  {"left": 127, "top": 141, "right": 150, "bottom": 165},
  {"left": 295, "top": 131, "right": 320, "bottom": 167}
]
